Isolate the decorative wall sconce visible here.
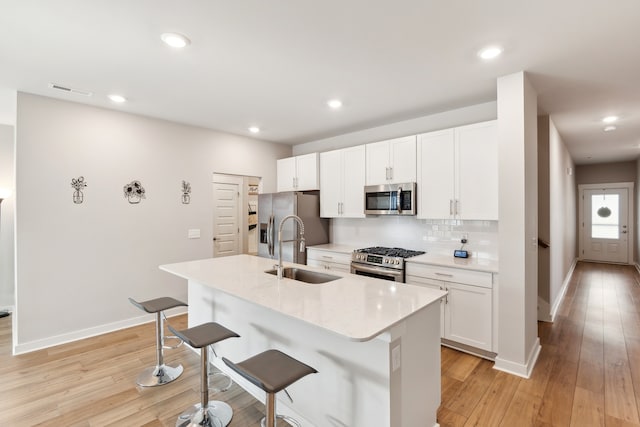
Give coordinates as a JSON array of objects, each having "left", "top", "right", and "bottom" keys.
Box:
[
  {"left": 70, "top": 176, "right": 87, "bottom": 204},
  {"left": 123, "top": 180, "right": 146, "bottom": 204},
  {"left": 181, "top": 180, "right": 191, "bottom": 204}
]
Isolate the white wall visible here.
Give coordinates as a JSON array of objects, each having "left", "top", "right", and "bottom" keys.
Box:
[
  {"left": 14, "top": 93, "right": 291, "bottom": 353},
  {"left": 0, "top": 124, "right": 15, "bottom": 311},
  {"left": 548, "top": 118, "right": 576, "bottom": 316},
  {"left": 495, "top": 72, "right": 540, "bottom": 378},
  {"left": 537, "top": 116, "right": 577, "bottom": 321}
]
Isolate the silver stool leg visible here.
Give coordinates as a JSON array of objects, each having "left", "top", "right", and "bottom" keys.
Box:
[
  {"left": 137, "top": 311, "right": 183, "bottom": 387},
  {"left": 176, "top": 344, "right": 233, "bottom": 427},
  {"left": 260, "top": 392, "right": 301, "bottom": 427}
]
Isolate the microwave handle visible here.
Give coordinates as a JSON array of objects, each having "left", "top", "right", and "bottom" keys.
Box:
[{"left": 397, "top": 187, "right": 402, "bottom": 213}]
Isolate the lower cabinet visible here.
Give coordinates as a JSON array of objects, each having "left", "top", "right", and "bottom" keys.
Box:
[
  {"left": 307, "top": 247, "right": 352, "bottom": 274},
  {"left": 406, "top": 263, "right": 493, "bottom": 352}
]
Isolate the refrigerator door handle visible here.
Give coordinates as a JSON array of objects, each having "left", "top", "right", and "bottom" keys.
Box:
[{"left": 268, "top": 214, "right": 275, "bottom": 256}]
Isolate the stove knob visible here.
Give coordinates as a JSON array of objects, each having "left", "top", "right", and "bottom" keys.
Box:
[{"left": 395, "top": 259, "right": 400, "bottom": 265}]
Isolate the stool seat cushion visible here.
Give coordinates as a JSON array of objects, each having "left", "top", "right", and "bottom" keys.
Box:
[
  {"left": 129, "top": 297, "right": 187, "bottom": 313},
  {"left": 223, "top": 349, "right": 317, "bottom": 394},
  {"left": 169, "top": 322, "right": 240, "bottom": 349}
]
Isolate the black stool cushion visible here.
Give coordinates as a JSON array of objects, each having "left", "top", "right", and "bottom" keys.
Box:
[
  {"left": 168, "top": 322, "right": 240, "bottom": 349},
  {"left": 129, "top": 297, "right": 187, "bottom": 313},
  {"left": 222, "top": 349, "right": 317, "bottom": 394}
]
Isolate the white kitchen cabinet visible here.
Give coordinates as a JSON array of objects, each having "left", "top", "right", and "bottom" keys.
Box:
[
  {"left": 277, "top": 152, "right": 319, "bottom": 192},
  {"left": 406, "top": 262, "right": 493, "bottom": 352},
  {"left": 365, "top": 136, "right": 416, "bottom": 185},
  {"left": 417, "top": 120, "right": 498, "bottom": 220},
  {"left": 307, "top": 247, "right": 352, "bottom": 274},
  {"left": 320, "top": 146, "right": 365, "bottom": 218}
]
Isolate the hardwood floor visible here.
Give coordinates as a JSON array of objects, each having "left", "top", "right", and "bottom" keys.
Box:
[
  {"left": 439, "top": 261, "right": 640, "bottom": 427},
  {"left": 1, "top": 261, "right": 639, "bottom": 426}
]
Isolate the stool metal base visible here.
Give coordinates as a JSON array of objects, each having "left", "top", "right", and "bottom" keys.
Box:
[
  {"left": 261, "top": 414, "right": 301, "bottom": 427},
  {"left": 136, "top": 363, "right": 183, "bottom": 387},
  {"left": 176, "top": 401, "right": 233, "bottom": 427}
]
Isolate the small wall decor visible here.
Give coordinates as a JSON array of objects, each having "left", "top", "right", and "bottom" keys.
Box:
[
  {"left": 123, "top": 180, "right": 146, "bottom": 204},
  {"left": 70, "top": 176, "right": 87, "bottom": 204},
  {"left": 181, "top": 180, "right": 191, "bottom": 204}
]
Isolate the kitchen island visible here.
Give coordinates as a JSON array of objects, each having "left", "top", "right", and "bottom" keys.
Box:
[{"left": 160, "top": 254, "right": 445, "bottom": 427}]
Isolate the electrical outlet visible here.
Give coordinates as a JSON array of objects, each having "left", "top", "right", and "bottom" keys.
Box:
[
  {"left": 188, "top": 229, "right": 201, "bottom": 239},
  {"left": 392, "top": 345, "right": 401, "bottom": 371}
]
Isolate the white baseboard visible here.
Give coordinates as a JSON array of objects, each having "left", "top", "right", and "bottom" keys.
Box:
[
  {"left": 12, "top": 307, "right": 188, "bottom": 355},
  {"left": 549, "top": 258, "right": 577, "bottom": 322},
  {"left": 494, "top": 337, "right": 541, "bottom": 379},
  {"left": 537, "top": 297, "right": 552, "bottom": 323}
]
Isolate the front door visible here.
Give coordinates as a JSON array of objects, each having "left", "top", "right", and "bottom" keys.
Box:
[
  {"left": 213, "top": 182, "right": 239, "bottom": 257},
  {"left": 581, "top": 187, "right": 629, "bottom": 263}
]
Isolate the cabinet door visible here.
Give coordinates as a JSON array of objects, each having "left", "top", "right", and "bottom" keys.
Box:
[
  {"left": 295, "top": 153, "right": 319, "bottom": 191},
  {"left": 277, "top": 157, "right": 297, "bottom": 192},
  {"left": 417, "top": 129, "right": 455, "bottom": 219},
  {"left": 320, "top": 150, "right": 342, "bottom": 217},
  {"left": 389, "top": 136, "right": 417, "bottom": 183},
  {"left": 444, "top": 282, "right": 492, "bottom": 351},
  {"left": 406, "top": 276, "right": 445, "bottom": 337},
  {"left": 341, "top": 145, "right": 366, "bottom": 218},
  {"left": 365, "top": 140, "right": 391, "bottom": 185},
  {"left": 456, "top": 121, "right": 498, "bottom": 220}
]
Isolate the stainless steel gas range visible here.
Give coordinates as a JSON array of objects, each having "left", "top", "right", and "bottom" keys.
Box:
[{"left": 350, "top": 246, "right": 425, "bottom": 283}]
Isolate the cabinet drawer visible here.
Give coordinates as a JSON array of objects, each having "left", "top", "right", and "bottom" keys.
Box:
[
  {"left": 307, "top": 249, "right": 352, "bottom": 266},
  {"left": 405, "top": 263, "right": 492, "bottom": 288},
  {"left": 406, "top": 275, "right": 443, "bottom": 288}
]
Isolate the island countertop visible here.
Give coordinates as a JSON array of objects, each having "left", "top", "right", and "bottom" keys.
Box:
[{"left": 160, "top": 254, "right": 445, "bottom": 342}]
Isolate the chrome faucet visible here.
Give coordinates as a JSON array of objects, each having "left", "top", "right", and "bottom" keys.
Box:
[{"left": 277, "top": 214, "right": 306, "bottom": 279}]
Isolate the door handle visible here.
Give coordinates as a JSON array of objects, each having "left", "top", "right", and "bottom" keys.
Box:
[{"left": 213, "top": 237, "right": 217, "bottom": 241}]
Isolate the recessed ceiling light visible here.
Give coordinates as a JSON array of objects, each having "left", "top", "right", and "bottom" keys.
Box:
[
  {"left": 327, "top": 99, "right": 343, "bottom": 109},
  {"left": 602, "top": 115, "right": 619, "bottom": 124},
  {"left": 161, "top": 32, "right": 191, "bottom": 48},
  {"left": 478, "top": 46, "right": 503, "bottom": 60},
  {"left": 604, "top": 125, "right": 617, "bottom": 132},
  {"left": 248, "top": 126, "right": 260, "bottom": 134},
  {"left": 108, "top": 94, "right": 126, "bottom": 103}
]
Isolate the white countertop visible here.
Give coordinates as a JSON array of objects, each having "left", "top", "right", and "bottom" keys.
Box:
[
  {"left": 407, "top": 253, "right": 499, "bottom": 273},
  {"left": 160, "top": 254, "right": 445, "bottom": 342}
]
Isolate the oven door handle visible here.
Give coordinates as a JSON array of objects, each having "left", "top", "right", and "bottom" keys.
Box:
[{"left": 351, "top": 262, "right": 403, "bottom": 278}]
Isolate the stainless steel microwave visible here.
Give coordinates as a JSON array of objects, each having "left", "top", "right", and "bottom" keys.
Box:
[{"left": 364, "top": 182, "right": 417, "bottom": 215}]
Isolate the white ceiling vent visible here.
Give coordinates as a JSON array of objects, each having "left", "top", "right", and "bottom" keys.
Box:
[{"left": 48, "top": 83, "right": 93, "bottom": 97}]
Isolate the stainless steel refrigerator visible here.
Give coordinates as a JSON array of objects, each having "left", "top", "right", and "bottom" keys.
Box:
[{"left": 258, "top": 192, "right": 329, "bottom": 264}]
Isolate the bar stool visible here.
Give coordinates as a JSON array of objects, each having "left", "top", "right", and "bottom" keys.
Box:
[
  {"left": 129, "top": 296, "right": 187, "bottom": 387},
  {"left": 168, "top": 322, "right": 240, "bottom": 427},
  {"left": 223, "top": 350, "right": 318, "bottom": 427}
]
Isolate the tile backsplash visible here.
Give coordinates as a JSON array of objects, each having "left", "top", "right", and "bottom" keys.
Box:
[{"left": 330, "top": 217, "right": 499, "bottom": 260}]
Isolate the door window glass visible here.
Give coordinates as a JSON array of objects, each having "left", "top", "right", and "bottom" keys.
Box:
[{"left": 591, "top": 194, "right": 619, "bottom": 239}]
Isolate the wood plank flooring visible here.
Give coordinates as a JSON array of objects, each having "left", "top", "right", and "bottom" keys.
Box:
[{"left": 1, "top": 261, "right": 639, "bottom": 426}]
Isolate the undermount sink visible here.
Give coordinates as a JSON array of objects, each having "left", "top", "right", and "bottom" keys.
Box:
[{"left": 265, "top": 267, "right": 341, "bottom": 284}]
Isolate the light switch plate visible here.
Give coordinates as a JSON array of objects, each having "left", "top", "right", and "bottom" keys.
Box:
[{"left": 188, "top": 229, "right": 200, "bottom": 239}]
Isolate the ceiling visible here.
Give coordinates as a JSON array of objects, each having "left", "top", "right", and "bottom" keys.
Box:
[{"left": 1, "top": 0, "right": 639, "bottom": 165}]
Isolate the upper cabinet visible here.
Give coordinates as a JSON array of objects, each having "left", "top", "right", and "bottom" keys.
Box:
[
  {"left": 365, "top": 136, "right": 416, "bottom": 185},
  {"left": 320, "top": 145, "right": 366, "bottom": 218},
  {"left": 277, "top": 152, "right": 319, "bottom": 192},
  {"left": 417, "top": 120, "right": 498, "bottom": 220}
]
